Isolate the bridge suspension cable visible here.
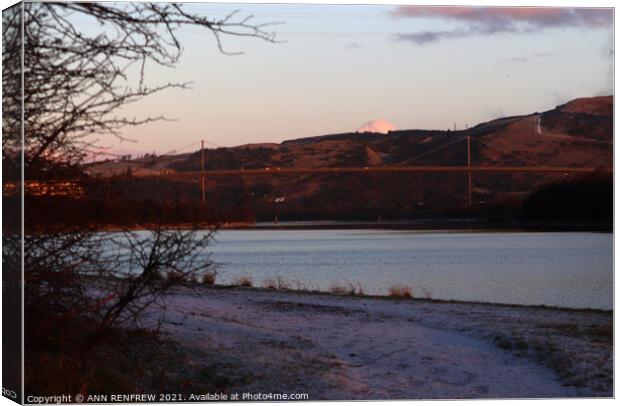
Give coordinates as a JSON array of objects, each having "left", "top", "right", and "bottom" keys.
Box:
[
  {"left": 393, "top": 135, "right": 470, "bottom": 166},
  {"left": 202, "top": 139, "right": 281, "bottom": 169},
  {"left": 468, "top": 136, "right": 513, "bottom": 158}
]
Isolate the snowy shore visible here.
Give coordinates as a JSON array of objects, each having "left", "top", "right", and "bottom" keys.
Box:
[{"left": 146, "top": 285, "right": 612, "bottom": 400}]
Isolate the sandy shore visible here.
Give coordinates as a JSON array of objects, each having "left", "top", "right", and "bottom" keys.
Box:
[{"left": 144, "top": 285, "right": 612, "bottom": 400}]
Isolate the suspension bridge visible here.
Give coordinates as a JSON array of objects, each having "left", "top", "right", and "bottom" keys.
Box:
[
  {"left": 116, "top": 135, "right": 606, "bottom": 208},
  {"left": 14, "top": 134, "right": 607, "bottom": 208}
]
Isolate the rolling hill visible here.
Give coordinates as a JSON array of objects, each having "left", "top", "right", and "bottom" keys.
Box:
[{"left": 83, "top": 96, "right": 612, "bottom": 223}]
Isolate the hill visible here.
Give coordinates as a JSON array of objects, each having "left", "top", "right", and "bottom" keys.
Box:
[{"left": 82, "top": 96, "right": 612, "bottom": 224}]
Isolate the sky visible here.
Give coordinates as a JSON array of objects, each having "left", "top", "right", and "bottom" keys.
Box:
[{"left": 78, "top": 2, "right": 614, "bottom": 155}]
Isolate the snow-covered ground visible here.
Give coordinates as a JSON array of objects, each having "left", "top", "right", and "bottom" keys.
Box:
[{"left": 146, "top": 285, "right": 612, "bottom": 400}]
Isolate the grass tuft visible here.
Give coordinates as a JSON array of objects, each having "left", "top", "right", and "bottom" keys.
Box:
[
  {"left": 235, "top": 276, "right": 253, "bottom": 288},
  {"left": 420, "top": 287, "right": 433, "bottom": 300},
  {"left": 263, "top": 276, "right": 290, "bottom": 290},
  {"left": 330, "top": 282, "right": 364, "bottom": 296},
  {"left": 201, "top": 271, "right": 217, "bottom": 285},
  {"left": 347, "top": 282, "right": 364, "bottom": 296},
  {"left": 166, "top": 271, "right": 185, "bottom": 283}
]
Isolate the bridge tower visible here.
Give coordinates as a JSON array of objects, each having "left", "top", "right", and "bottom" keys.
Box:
[
  {"left": 201, "top": 140, "right": 206, "bottom": 205},
  {"left": 467, "top": 135, "right": 472, "bottom": 208}
]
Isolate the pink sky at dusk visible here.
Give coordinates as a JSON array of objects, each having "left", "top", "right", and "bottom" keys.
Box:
[{"left": 84, "top": 1, "right": 613, "bottom": 156}]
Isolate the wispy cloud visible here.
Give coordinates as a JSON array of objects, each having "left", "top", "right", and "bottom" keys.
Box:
[
  {"left": 346, "top": 41, "right": 362, "bottom": 51},
  {"left": 486, "top": 107, "right": 506, "bottom": 120},
  {"left": 500, "top": 52, "right": 553, "bottom": 64},
  {"left": 393, "top": 7, "right": 612, "bottom": 45},
  {"left": 394, "top": 25, "right": 529, "bottom": 46}
]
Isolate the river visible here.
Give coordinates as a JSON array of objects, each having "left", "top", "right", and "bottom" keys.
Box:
[{"left": 206, "top": 229, "right": 612, "bottom": 310}]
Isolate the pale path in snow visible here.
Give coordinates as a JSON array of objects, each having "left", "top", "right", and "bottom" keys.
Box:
[{"left": 144, "top": 286, "right": 612, "bottom": 400}]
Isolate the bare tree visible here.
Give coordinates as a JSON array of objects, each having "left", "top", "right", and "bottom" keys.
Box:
[
  {"left": 2, "top": 3, "right": 280, "bottom": 391},
  {"left": 23, "top": 223, "right": 215, "bottom": 332},
  {"left": 20, "top": 1, "right": 280, "bottom": 171}
]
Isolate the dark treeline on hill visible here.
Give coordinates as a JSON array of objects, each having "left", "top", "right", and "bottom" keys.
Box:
[
  {"left": 18, "top": 178, "right": 252, "bottom": 231},
  {"left": 16, "top": 171, "right": 612, "bottom": 230},
  {"left": 518, "top": 171, "right": 612, "bottom": 226}
]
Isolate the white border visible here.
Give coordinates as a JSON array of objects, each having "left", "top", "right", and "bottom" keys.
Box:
[{"left": 0, "top": 2, "right": 616, "bottom": 406}]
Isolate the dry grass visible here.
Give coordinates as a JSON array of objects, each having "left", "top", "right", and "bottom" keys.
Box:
[
  {"left": 330, "top": 285, "right": 347, "bottom": 295},
  {"left": 25, "top": 311, "right": 158, "bottom": 395},
  {"left": 330, "top": 282, "right": 364, "bottom": 296},
  {"left": 263, "top": 276, "right": 290, "bottom": 290},
  {"left": 388, "top": 284, "right": 413, "bottom": 299},
  {"left": 235, "top": 276, "right": 253, "bottom": 288},
  {"left": 348, "top": 282, "right": 364, "bottom": 296},
  {"left": 201, "top": 271, "right": 217, "bottom": 285},
  {"left": 166, "top": 271, "right": 185, "bottom": 283},
  {"left": 276, "top": 276, "right": 291, "bottom": 290},
  {"left": 420, "top": 287, "right": 433, "bottom": 300}
]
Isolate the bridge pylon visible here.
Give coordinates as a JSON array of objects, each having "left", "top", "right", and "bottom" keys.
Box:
[{"left": 467, "top": 135, "right": 472, "bottom": 208}]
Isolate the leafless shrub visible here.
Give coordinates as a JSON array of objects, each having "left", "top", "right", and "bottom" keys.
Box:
[
  {"left": 12, "top": 1, "right": 279, "bottom": 335},
  {"left": 8, "top": 1, "right": 280, "bottom": 395},
  {"left": 95, "top": 227, "right": 216, "bottom": 330},
  {"left": 21, "top": 224, "right": 216, "bottom": 338}
]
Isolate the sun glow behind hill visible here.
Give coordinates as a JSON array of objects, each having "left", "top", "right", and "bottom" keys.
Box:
[{"left": 357, "top": 119, "right": 396, "bottom": 134}]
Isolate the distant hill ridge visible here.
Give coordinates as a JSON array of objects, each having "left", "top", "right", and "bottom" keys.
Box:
[
  {"left": 284, "top": 96, "right": 611, "bottom": 145},
  {"left": 82, "top": 95, "right": 612, "bottom": 223}
]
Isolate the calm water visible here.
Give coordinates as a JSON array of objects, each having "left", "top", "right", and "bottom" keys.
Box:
[{"left": 207, "top": 230, "right": 613, "bottom": 310}]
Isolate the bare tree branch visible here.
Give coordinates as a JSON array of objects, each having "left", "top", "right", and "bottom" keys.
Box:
[
  {"left": 2, "top": 3, "right": 279, "bottom": 369},
  {"left": 15, "top": 2, "right": 281, "bottom": 170}
]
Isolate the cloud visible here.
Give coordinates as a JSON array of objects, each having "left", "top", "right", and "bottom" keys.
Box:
[
  {"left": 393, "top": 6, "right": 612, "bottom": 28},
  {"left": 501, "top": 56, "right": 529, "bottom": 63},
  {"left": 395, "top": 25, "right": 526, "bottom": 46},
  {"left": 392, "top": 7, "right": 612, "bottom": 45},
  {"left": 346, "top": 41, "right": 362, "bottom": 51},
  {"left": 500, "top": 52, "right": 553, "bottom": 64},
  {"left": 486, "top": 107, "right": 506, "bottom": 120}
]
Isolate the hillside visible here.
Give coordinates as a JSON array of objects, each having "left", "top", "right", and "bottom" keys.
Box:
[{"left": 83, "top": 96, "right": 612, "bottom": 223}]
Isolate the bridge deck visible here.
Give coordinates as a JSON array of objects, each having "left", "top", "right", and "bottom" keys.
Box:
[{"left": 152, "top": 166, "right": 603, "bottom": 179}]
